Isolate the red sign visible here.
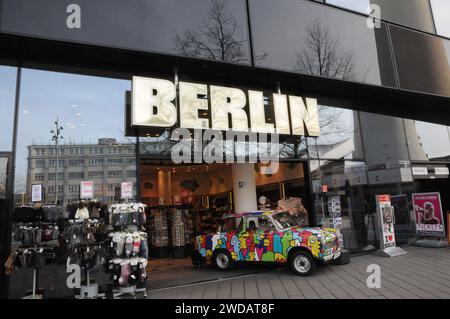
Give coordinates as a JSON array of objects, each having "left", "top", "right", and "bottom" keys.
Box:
[
  {"left": 379, "top": 194, "right": 391, "bottom": 203},
  {"left": 321, "top": 185, "right": 328, "bottom": 193}
]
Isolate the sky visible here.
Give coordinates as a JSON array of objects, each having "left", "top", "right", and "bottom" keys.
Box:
[
  {"left": 326, "top": 0, "right": 370, "bottom": 14},
  {"left": 431, "top": 0, "right": 450, "bottom": 37}
]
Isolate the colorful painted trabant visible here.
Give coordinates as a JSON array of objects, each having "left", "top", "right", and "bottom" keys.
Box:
[{"left": 192, "top": 211, "right": 343, "bottom": 276}]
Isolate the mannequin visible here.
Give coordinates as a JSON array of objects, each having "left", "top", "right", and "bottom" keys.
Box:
[{"left": 75, "top": 200, "right": 89, "bottom": 220}]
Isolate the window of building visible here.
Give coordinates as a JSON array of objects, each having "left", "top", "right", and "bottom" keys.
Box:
[
  {"left": 326, "top": 0, "right": 435, "bottom": 34},
  {"left": 1, "top": 0, "right": 252, "bottom": 66},
  {"left": 49, "top": 160, "right": 64, "bottom": 167},
  {"left": 68, "top": 184, "right": 80, "bottom": 193},
  {"left": 58, "top": 185, "right": 64, "bottom": 193},
  {"left": 250, "top": 0, "right": 397, "bottom": 87},
  {"left": 127, "top": 170, "right": 136, "bottom": 178},
  {"left": 69, "top": 159, "right": 84, "bottom": 167},
  {"left": 47, "top": 185, "right": 55, "bottom": 194},
  {"left": 34, "top": 174, "right": 44, "bottom": 181},
  {"left": 108, "top": 183, "right": 121, "bottom": 191},
  {"left": 88, "top": 159, "right": 104, "bottom": 166},
  {"left": 107, "top": 159, "right": 122, "bottom": 166},
  {"left": 48, "top": 172, "right": 64, "bottom": 181},
  {"left": 107, "top": 170, "right": 122, "bottom": 178},
  {"left": 88, "top": 171, "right": 104, "bottom": 179},
  {"left": 35, "top": 159, "right": 45, "bottom": 167},
  {"left": 68, "top": 172, "right": 84, "bottom": 180}
]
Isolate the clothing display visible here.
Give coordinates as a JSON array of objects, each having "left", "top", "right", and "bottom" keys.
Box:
[
  {"left": 105, "top": 203, "right": 148, "bottom": 287},
  {"left": 67, "top": 202, "right": 108, "bottom": 221},
  {"left": 61, "top": 220, "right": 100, "bottom": 250},
  {"left": 67, "top": 244, "right": 108, "bottom": 271},
  {"left": 171, "top": 209, "right": 186, "bottom": 247},
  {"left": 75, "top": 207, "right": 89, "bottom": 220},
  {"left": 4, "top": 248, "right": 45, "bottom": 275},
  {"left": 11, "top": 205, "right": 44, "bottom": 223},
  {"left": 147, "top": 208, "right": 169, "bottom": 248},
  {"left": 13, "top": 223, "right": 59, "bottom": 246}
]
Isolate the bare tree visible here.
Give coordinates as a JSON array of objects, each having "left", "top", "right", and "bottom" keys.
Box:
[
  {"left": 173, "top": 0, "right": 266, "bottom": 64},
  {"left": 294, "top": 18, "right": 354, "bottom": 80},
  {"left": 293, "top": 18, "right": 355, "bottom": 145}
]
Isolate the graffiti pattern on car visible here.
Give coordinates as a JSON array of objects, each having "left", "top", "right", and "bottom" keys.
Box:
[{"left": 196, "top": 227, "right": 338, "bottom": 262}]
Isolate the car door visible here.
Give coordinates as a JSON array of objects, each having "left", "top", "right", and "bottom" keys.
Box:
[{"left": 253, "top": 215, "right": 278, "bottom": 262}]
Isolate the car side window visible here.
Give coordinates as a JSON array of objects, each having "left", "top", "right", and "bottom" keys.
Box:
[{"left": 258, "top": 216, "right": 276, "bottom": 232}]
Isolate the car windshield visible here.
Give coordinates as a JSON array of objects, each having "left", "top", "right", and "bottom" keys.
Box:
[{"left": 272, "top": 212, "right": 301, "bottom": 230}]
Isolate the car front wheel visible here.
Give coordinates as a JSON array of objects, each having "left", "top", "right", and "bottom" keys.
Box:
[
  {"left": 290, "top": 250, "right": 316, "bottom": 276},
  {"left": 213, "top": 250, "right": 234, "bottom": 271}
]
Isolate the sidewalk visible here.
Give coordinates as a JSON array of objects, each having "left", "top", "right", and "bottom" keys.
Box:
[{"left": 146, "top": 246, "right": 450, "bottom": 299}]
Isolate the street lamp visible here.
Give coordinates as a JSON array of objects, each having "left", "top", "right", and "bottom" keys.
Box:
[{"left": 51, "top": 117, "right": 63, "bottom": 205}]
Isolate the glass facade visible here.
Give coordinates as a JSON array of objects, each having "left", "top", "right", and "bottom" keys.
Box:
[
  {"left": 303, "top": 103, "right": 450, "bottom": 251},
  {"left": 0, "top": 66, "right": 16, "bottom": 151},
  {"left": 249, "top": 0, "right": 396, "bottom": 87},
  {"left": 14, "top": 69, "right": 136, "bottom": 206},
  {"left": 0, "top": 0, "right": 251, "bottom": 65},
  {"left": 390, "top": 25, "right": 450, "bottom": 97},
  {"left": 326, "top": 0, "right": 435, "bottom": 34}
]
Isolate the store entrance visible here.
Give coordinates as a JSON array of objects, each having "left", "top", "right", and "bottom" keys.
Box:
[{"left": 138, "top": 160, "right": 311, "bottom": 287}]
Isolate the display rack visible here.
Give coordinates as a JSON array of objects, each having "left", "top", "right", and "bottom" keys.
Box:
[
  {"left": 63, "top": 218, "right": 106, "bottom": 299},
  {"left": 107, "top": 203, "right": 148, "bottom": 299}
]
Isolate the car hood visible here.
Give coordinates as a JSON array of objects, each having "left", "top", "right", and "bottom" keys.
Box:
[{"left": 290, "top": 226, "right": 337, "bottom": 241}]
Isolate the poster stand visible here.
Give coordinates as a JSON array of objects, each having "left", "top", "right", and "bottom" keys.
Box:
[
  {"left": 412, "top": 192, "right": 448, "bottom": 248},
  {"left": 375, "top": 195, "right": 407, "bottom": 258},
  {"left": 414, "top": 237, "right": 448, "bottom": 248}
]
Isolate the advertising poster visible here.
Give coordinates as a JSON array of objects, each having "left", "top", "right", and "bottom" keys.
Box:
[
  {"left": 121, "top": 182, "right": 133, "bottom": 199},
  {"left": 80, "top": 181, "right": 94, "bottom": 199},
  {"left": 327, "top": 196, "right": 342, "bottom": 230},
  {"left": 31, "top": 184, "right": 43, "bottom": 202},
  {"left": 376, "top": 194, "right": 396, "bottom": 249},
  {"left": 412, "top": 192, "right": 446, "bottom": 236}
]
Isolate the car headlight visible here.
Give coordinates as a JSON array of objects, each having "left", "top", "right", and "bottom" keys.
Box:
[{"left": 319, "top": 234, "right": 326, "bottom": 246}]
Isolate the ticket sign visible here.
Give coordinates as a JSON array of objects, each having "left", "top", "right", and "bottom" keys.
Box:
[
  {"left": 412, "top": 192, "right": 446, "bottom": 237},
  {"left": 121, "top": 182, "right": 133, "bottom": 200},
  {"left": 31, "top": 184, "right": 43, "bottom": 202},
  {"left": 80, "top": 181, "right": 94, "bottom": 199}
]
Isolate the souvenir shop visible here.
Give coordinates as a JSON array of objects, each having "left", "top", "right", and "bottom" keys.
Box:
[{"left": 138, "top": 161, "right": 312, "bottom": 260}]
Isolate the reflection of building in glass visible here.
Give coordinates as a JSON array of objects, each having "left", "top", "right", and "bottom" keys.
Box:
[
  {"left": 25, "top": 138, "right": 177, "bottom": 205},
  {"left": 26, "top": 138, "right": 137, "bottom": 206}
]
